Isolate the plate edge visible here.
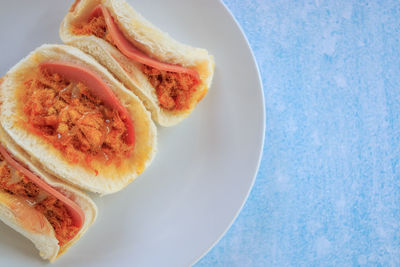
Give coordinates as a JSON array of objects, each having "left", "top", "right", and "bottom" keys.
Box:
[{"left": 191, "top": 0, "right": 266, "bottom": 265}]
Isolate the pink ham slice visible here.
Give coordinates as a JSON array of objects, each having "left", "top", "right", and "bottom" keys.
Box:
[
  {"left": 90, "top": 5, "right": 200, "bottom": 83},
  {"left": 0, "top": 144, "right": 84, "bottom": 228}
]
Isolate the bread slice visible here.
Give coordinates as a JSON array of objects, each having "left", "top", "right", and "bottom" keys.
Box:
[
  {"left": 0, "top": 44, "right": 157, "bottom": 195},
  {"left": 60, "top": 0, "right": 215, "bottom": 126},
  {"left": 0, "top": 124, "right": 97, "bottom": 262}
]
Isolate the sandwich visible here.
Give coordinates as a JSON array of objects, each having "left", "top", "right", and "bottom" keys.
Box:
[
  {"left": 0, "top": 44, "right": 157, "bottom": 195},
  {"left": 0, "top": 123, "right": 96, "bottom": 262},
  {"left": 60, "top": 0, "right": 215, "bottom": 126}
]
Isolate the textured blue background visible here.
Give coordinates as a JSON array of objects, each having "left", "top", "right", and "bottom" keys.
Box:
[{"left": 196, "top": 0, "right": 400, "bottom": 266}]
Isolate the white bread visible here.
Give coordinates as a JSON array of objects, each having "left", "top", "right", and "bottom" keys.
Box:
[
  {"left": 0, "top": 195, "right": 59, "bottom": 261},
  {"left": 0, "top": 124, "right": 97, "bottom": 262},
  {"left": 60, "top": 0, "right": 215, "bottom": 126},
  {"left": 0, "top": 44, "right": 157, "bottom": 195}
]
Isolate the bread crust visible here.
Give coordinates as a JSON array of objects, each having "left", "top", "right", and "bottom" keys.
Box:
[
  {"left": 0, "top": 44, "right": 157, "bottom": 194},
  {"left": 0, "top": 124, "right": 97, "bottom": 262},
  {"left": 60, "top": 0, "right": 215, "bottom": 126}
]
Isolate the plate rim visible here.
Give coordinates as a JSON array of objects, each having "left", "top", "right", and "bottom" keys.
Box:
[{"left": 192, "top": 0, "right": 266, "bottom": 265}]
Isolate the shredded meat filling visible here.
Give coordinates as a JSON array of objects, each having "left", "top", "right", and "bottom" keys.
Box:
[
  {"left": 141, "top": 65, "right": 198, "bottom": 110},
  {"left": 22, "top": 68, "right": 132, "bottom": 172},
  {"left": 35, "top": 197, "right": 78, "bottom": 246},
  {"left": 72, "top": 13, "right": 198, "bottom": 110},
  {"left": 0, "top": 155, "right": 78, "bottom": 246},
  {"left": 72, "top": 15, "right": 115, "bottom": 45}
]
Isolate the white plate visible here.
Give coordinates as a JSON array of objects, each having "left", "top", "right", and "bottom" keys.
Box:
[{"left": 0, "top": 0, "right": 265, "bottom": 266}]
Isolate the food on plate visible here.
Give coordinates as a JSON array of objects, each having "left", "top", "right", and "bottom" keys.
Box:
[
  {"left": 60, "top": 0, "right": 215, "bottom": 126},
  {"left": 0, "top": 125, "right": 96, "bottom": 262},
  {"left": 0, "top": 44, "right": 157, "bottom": 194}
]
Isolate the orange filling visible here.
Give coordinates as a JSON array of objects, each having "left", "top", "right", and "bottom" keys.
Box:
[
  {"left": 0, "top": 155, "right": 78, "bottom": 246},
  {"left": 21, "top": 68, "right": 133, "bottom": 172},
  {"left": 72, "top": 13, "right": 198, "bottom": 110}
]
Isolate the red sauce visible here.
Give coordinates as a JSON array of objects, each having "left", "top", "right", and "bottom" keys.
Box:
[{"left": 21, "top": 68, "right": 133, "bottom": 172}]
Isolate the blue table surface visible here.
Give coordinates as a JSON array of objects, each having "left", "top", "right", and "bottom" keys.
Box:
[{"left": 196, "top": 0, "right": 400, "bottom": 266}]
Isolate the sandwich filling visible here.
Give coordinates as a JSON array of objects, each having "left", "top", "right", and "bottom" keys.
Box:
[
  {"left": 72, "top": 6, "right": 200, "bottom": 111},
  {"left": 0, "top": 153, "right": 79, "bottom": 247},
  {"left": 21, "top": 66, "right": 133, "bottom": 173}
]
